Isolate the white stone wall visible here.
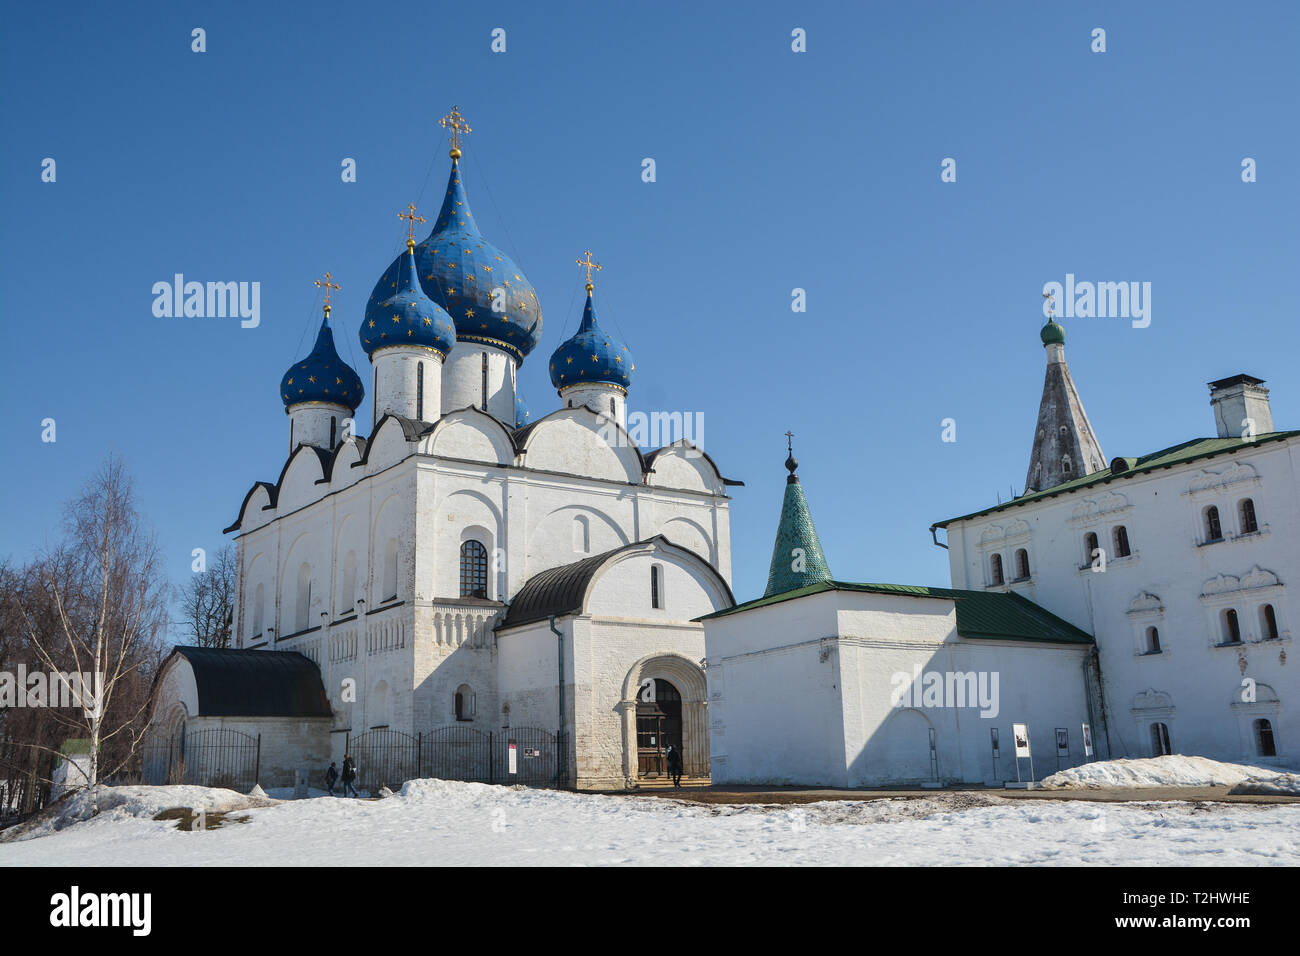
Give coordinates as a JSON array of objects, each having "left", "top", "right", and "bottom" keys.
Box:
[
  {"left": 370, "top": 346, "right": 444, "bottom": 425},
  {"left": 945, "top": 435, "right": 1300, "bottom": 767},
  {"left": 287, "top": 402, "right": 351, "bottom": 453},
  {"left": 705, "top": 590, "right": 1094, "bottom": 787},
  {"left": 559, "top": 384, "right": 626, "bottom": 429},
  {"left": 441, "top": 343, "right": 515, "bottom": 422}
]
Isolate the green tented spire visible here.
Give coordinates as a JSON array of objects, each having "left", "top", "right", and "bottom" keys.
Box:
[{"left": 764, "top": 435, "right": 832, "bottom": 596}]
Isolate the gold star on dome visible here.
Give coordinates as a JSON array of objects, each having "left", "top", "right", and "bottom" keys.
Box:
[
  {"left": 308, "top": 376, "right": 316, "bottom": 383},
  {"left": 336, "top": 377, "right": 342, "bottom": 384},
  {"left": 423, "top": 317, "right": 432, "bottom": 326},
  {"left": 391, "top": 314, "right": 401, "bottom": 323},
  {"left": 566, "top": 357, "right": 573, "bottom": 365},
  {"left": 615, "top": 356, "right": 622, "bottom": 363},
  {"left": 482, "top": 265, "right": 492, "bottom": 272},
  {"left": 368, "top": 319, "right": 375, "bottom": 328},
  {"left": 465, "top": 308, "right": 475, "bottom": 317},
  {"left": 287, "top": 377, "right": 294, "bottom": 385}
]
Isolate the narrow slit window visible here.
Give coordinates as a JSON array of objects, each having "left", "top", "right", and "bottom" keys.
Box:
[
  {"left": 417, "top": 361, "right": 424, "bottom": 420},
  {"left": 481, "top": 352, "right": 488, "bottom": 411}
]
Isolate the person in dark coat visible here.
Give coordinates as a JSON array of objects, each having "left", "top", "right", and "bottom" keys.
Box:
[
  {"left": 665, "top": 744, "right": 684, "bottom": 788},
  {"left": 325, "top": 762, "right": 339, "bottom": 796},
  {"left": 341, "top": 755, "right": 358, "bottom": 797}
]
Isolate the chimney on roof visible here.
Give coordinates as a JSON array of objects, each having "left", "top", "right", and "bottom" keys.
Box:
[{"left": 1209, "top": 374, "right": 1273, "bottom": 439}]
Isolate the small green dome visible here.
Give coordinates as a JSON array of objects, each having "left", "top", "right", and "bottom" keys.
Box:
[{"left": 1040, "top": 319, "right": 1066, "bottom": 346}]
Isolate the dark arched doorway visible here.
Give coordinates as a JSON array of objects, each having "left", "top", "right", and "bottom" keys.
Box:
[{"left": 636, "top": 678, "right": 682, "bottom": 777}]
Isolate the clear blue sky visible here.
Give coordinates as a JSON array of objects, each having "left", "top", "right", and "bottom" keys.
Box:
[{"left": 2, "top": 1, "right": 1297, "bottom": 613}]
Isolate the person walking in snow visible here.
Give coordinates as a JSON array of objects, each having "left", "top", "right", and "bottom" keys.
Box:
[
  {"left": 666, "top": 744, "right": 683, "bottom": 788},
  {"left": 341, "top": 755, "right": 358, "bottom": 797},
  {"left": 325, "top": 761, "right": 339, "bottom": 795}
]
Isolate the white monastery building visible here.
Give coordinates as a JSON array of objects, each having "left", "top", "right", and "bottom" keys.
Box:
[{"left": 148, "top": 113, "right": 1297, "bottom": 792}]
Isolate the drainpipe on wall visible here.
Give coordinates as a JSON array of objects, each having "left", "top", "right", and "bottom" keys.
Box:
[
  {"left": 549, "top": 616, "right": 565, "bottom": 785},
  {"left": 929, "top": 525, "right": 949, "bottom": 549}
]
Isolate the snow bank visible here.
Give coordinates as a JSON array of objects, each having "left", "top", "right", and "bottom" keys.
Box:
[
  {"left": 0, "top": 785, "right": 277, "bottom": 844},
  {"left": 1041, "top": 755, "right": 1292, "bottom": 790},
  {"left": 1229, "top": 774, "right": 1300, "bottom": 796}
]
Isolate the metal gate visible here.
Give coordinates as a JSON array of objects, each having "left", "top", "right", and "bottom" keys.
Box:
[
  {"left": 495, "top": 727, "right": 559, "bottom": 786},
  {"left": 421, "top": 724, "right": 492, "bottom": 783},
  {"left": 342, "top": 725, "right": 565, "bottom": 792},
  {"left": 142, "top": 729, "right": 260, "bottom": 791},
  {"left": 349, "top": 729, "right": 420, "bottom": 794}
]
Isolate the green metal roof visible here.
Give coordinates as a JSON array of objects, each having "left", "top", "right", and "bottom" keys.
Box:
[
  {"left": 933, "top": 431, "right": 1300, "bottom": 530},
  {"left": 696, "top": 580, "right": 1094, "bottom": 645},
  {"left": 764, "top": 477, "right": 832, "bottom": 596}
]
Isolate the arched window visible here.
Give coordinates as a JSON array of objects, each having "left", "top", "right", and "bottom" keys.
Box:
[
  {"left": 1014, "top": 548, "right": 1030, "bottom": 580},
  {"left": 1255, "top": 719, "right": 1277, "bottom": 757},
  {"left": 417, "top": 361, "right": 425, "bottom": 420},
  {"left": 480, "top": 352, "right": 488, "bottom": 411},
  {"left": 1061, "top": 455, "right": 1072, "bottom": 476},
  {"left": 460, "top": 541, "right": 488, "bottom": 599},
  {"left": 1239, "top": 498, "right": 1258, "bottom": 535},
  {"left": 1150, "top": 722, "right": 1172, "bottom": 756},
  {"left": 252, "top": 582, "right": 265, "bottom": 637},
  {"left": 1113, "top": 525, "right": 1131, "bottom": 558},
  {"left": 371, "top": 680, "right": 390, "bottom": 728},
  {"left": 294, "top": 562, "right": 312, "bottom": 633},
  {"left": 609, "top": 397, "right": 616, "bottom": 417},
  {"left": 382, "top": 538, "right": 398, "bottom": 601},
  {"left": 1204, "top": 505, "right": 1223, "bottom": 542},
  {"left": 1083, "top": 532, "right": 1099, "bottom": 565},
  {"left": 650, "top": 565, "right": 662, "bottom": 609},
  {"left": 1262, "top": 604, "right": 1280, "bottom": 641},
  {"left": 330, "top": 416, "right": 337, "bottom": 449},
  {"left": 1222, "top": 608, "right": 1241, "bottom": 644},
  {"left": 340, "top": 550, "right": 357, "bottom": 614},
  {"left": 1145, "top": 626, "right": 1161, "bottom": 654},
  {"left": 573, "top": 515, "right": 590, "bottom": 554},
  {"left": 989, "top": 553, "right": 1004, "bottom": 586},
  {"left": 454, "top": 683, "right": 476, "bottom": 721}
]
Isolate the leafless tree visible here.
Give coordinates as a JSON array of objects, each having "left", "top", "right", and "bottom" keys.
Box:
[
  {"left": 177, "top": 544, "right": 236, "bottom": 648},
  {"left": 11, "top": 456, "right": 169, "bottom": 795}
]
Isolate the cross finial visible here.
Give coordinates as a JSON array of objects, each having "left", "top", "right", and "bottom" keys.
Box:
[
  {"left": 439, "top": 105, "right": 472, "bottom": 159},
  {"left": 314, "top": 272, "right": 341, "bottom": 317},
  {"left": 576, "top": 249, "right": 602, "bottom": 292},
  {"left": 398, "top": 203, "right": 426, "bottom": 249},
  {"left": 785, "top": 430, "right": 794, "bottom": 453},
  {"left": 783, "top": 431, "right": 799, "bottom": 481},
  {"left": 1042, "top": 289, "right": 1056, "bottom": 320}
]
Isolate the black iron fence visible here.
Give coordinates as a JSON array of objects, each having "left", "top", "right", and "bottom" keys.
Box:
[
  {"left": 140, "top": 729, "right": 261, "bottom": 791},
  {"left": 345, "top": 725, "right": 565, "bottom": 792}
]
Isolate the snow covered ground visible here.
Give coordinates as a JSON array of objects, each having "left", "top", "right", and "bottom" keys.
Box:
[
  {"left": 1040, "top": 754, "right": 1300, "bottom": 792},
  {"left": 2, "top": 774, "right": 1299, "bottom": 866}
]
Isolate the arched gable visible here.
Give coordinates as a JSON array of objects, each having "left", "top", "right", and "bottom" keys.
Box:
[
  {"left": 225, "top": 482, "right": 277, "bottom": 534},
  {"left": 364, "top": 415, "right": 418, "bottom": 474},
  {"left": 518, "top": 407, "right": 644, "bottom": 484},
  {"left": 276, "top": 445, "right": 330, "bottom": 513},
  {"left": 659, "top": 515, "right": 716, "bottom": 566},
  {"left": 645, "top": 441, "right": 735, "bottom": 494},
  {"left": 527, "top": 503, "right": 630, "bottom": 564},
  {"left": 423, "top": 407, "right": 514, "bottom": 465}
]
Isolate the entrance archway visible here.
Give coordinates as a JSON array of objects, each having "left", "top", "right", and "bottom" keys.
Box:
[
  {"left": 620, "top": 653, "right": 708, "bottom": 785},
  {"left": 636, "top": 679, "right": 682, "bottom": 777}
]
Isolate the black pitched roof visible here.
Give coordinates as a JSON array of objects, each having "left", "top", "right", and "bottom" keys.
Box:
[
  {"left": 166, "top": 647, "right": 332, "bottom": 717},
  {"left": 500, "top": 535, "right": 733, "bottom": 629}
]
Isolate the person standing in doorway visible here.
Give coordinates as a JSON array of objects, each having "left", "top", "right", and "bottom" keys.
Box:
[{"left": 666, "top": 744, "right": 683, "bottom": 788}]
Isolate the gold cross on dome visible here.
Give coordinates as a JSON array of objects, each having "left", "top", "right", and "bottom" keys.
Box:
[
  {"left": 440, "top": 106, "right": 472, "bottom": 157},
  {"left": 576, "top": 249, "right": 602, "bottom": 291},
  {"left": 314, "top": 272, "right": 341, "bottom": 315},
  {"left": 398, "top": 203, "right": 426, "bottom": 246}
]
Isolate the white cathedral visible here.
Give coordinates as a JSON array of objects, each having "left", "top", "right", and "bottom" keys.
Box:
[{"left": 148, "top": 113, "right": 1298, "bottom": 793}]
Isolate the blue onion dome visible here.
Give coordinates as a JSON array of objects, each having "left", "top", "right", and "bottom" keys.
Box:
[
  {"left": 281, "top": 314, "right": 365, "bottom": 410},
  {"left": 514, "top": 393, "right": 530, "bottom": 429},
  {"left": 361, "top": 241, "right": 457, "bottom": 358},
  {"left": 411, "top": 158, "right": 542, "bottom": 362},
  {"left": 1040, "top": 318, "right": 1066, "bottom": 346},
  {"left": 548, "top": 286, "right": 634, "bottom": 392}
]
